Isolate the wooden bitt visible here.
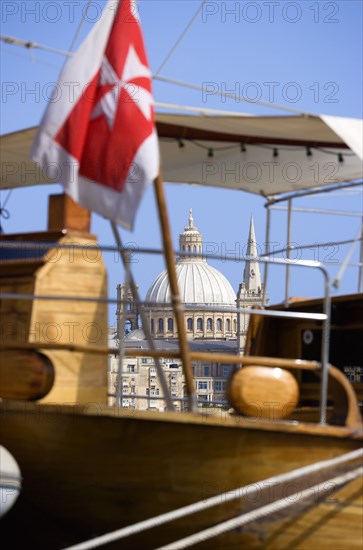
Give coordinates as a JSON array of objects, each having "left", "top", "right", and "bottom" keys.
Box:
[
  {"left": 0, "top": 230, "right": 108, "bottom": 404},
  {"left": 0, "top": 350, "right": 54, "bottom": 400},
  {"left": 227, "top": 366, "right": 299, "bottom": 420},
  {"left": 47, "top": 193, "right": 90, "bottom": 232}
]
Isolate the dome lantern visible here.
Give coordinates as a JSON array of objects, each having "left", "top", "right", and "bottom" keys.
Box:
[{"left": 179, "top": 208, "right": 203, "bottom": 261}]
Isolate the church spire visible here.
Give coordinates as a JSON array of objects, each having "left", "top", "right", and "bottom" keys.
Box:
[
  {"left": 243, "top": 216, "right": 262, "bottom": 293},
  {"left": 236, "top": 215, "right": 265, "bottom": 355}
]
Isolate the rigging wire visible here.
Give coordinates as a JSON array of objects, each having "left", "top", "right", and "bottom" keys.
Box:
[
  {"left": 0, "top": 45, "right": 61, "bottom": 70},
  {"left": 0, "top": 1, "right": 93, "bottom": 232},
  {"left": 0, "top": 190, "right": 13, "bottom": 211},
  {"left": 69, "top": 0, "right": 94, "bottom": 52},
  {"left": 0, "top": 35, "right": 72, "bottom": 57},
  {"left": 153, "top": 0, "right": 208, "bottom": 78},
  {"left": 0, "top": 189, "right": 12, "bottom": 233},
  {"left": 0, "top": 31, "right": 351, "bottom": 120}
]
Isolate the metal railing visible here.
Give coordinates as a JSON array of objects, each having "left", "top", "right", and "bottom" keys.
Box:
[{"left": 1, "top": 236, "right": 333, "bottom": 423}]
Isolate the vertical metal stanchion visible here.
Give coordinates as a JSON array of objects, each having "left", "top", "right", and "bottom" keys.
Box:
[
  {"left": 358, "top": 221, "right": 363, "bottom": 292},
  {"left": 284, "top": 199, "right": 292, "bottom": 308},
  {"left": 263, "top": 202, "right": 271, "bottom": 307},
  {"left": 319, "top": 269, "right": 331, "bottom": 425}
]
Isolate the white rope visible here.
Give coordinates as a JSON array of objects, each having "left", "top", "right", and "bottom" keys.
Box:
[
  {"left": 157, "top": 465, "right": 363, "bottom": 550},
  {"left": 153, "top": 75, "right": 308, "bottom": 116},
  {"left": 154, "top": 101, "right": 253, "bottom": 117},
  {"left": 62, "top": 448, "right": 362, "bottom": 550}
]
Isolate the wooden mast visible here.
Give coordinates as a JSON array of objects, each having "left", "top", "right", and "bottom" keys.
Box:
[{"left": 153, "top": 174, "right": 197, "bottom": 412}]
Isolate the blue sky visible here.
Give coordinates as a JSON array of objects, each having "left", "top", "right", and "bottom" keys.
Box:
[{"left": 1, "top": 0, "right": 362, "bottom": 319}]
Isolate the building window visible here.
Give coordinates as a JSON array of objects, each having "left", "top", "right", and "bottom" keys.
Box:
[
  {"left": 188, "top": 245, "right": 191, "bottom": 253},
  {"left": 158, "top": 318, "right": 164, "bottom": 332},
  {"left": 215, "top": 381, "right": 222, "bottom": 392},
  {"left": 226, "top": 318, "right": 231, "bottom": 332},
  {"left": 151, "top": 318, "right": 154, "bottom": 334},
  {"left": 187, "top": 317, "right": 194, "bottom": 330},
  {"left": 198, "top": 395, "right": 208, "bottom": 402},
  {"left": 193, "top": 245, "right": 196, "bottom": 253},
  {"left": 223, "top": 366, "right": 229, "bottom": 377},
  {"left": 216, "top": 318, "right": 222, "bottom": 331},
  {"left": 207, "top": 318, "right": 213, "bottom": 331},
  {"left": 198, "top": 381, "right": 208, "bottom": 390},
  {"left": 204, "top": 366, "right": 210, "bottom": 376},
  {"left": 127, "top": 364, "right": 135, "bottom": 373},
  {"left": 197, "top": 318, "right": 203, "bottom": 331},
  {"left": 168, "top": 318, "right": 174, "bottom": 331}
]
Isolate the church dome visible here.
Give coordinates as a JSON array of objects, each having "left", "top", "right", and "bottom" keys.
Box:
[
  {"left": 146, "top": 262, "right": 236, "bottom": 306},
  {"left": 146, "top": 209, "right": 236, "bottom": 307}
]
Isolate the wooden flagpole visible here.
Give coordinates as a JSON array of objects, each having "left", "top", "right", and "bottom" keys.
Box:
[{"left": 153, "top": 174, "right": 197, "bottom": 412}]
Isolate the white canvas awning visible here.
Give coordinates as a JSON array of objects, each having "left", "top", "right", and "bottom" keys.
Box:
[{"left": 1, "top": 112, "right": 362, "bottom": 197}]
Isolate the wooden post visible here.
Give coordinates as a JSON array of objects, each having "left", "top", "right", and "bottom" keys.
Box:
[{"left": 153, "top": 174, "right": 197, "bottom": 412}]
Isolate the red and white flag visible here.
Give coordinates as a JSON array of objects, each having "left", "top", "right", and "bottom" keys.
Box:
[{"left": 31, "top": 0, "right": 159, "bottom": 230}]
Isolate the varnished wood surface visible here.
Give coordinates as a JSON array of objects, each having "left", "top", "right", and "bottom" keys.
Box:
[
  {"left": 0, "top": 350, "right": 54, "bottom": 400},
  {"left": 0, "top": 231, "right": 108, "bottom": 404},
  {"left": 47, "top": 193, "right": 90, "bottom": 232},
  {"left": 0, "top": 402, "right": 361, "bottom": 549},
  {"left": 227, "top": 366, "right": 299, "bottom": 419}
]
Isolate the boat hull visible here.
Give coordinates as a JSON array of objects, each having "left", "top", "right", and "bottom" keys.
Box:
[{"left": 0, "top": 402, "right": 362, "bottom": 549}]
